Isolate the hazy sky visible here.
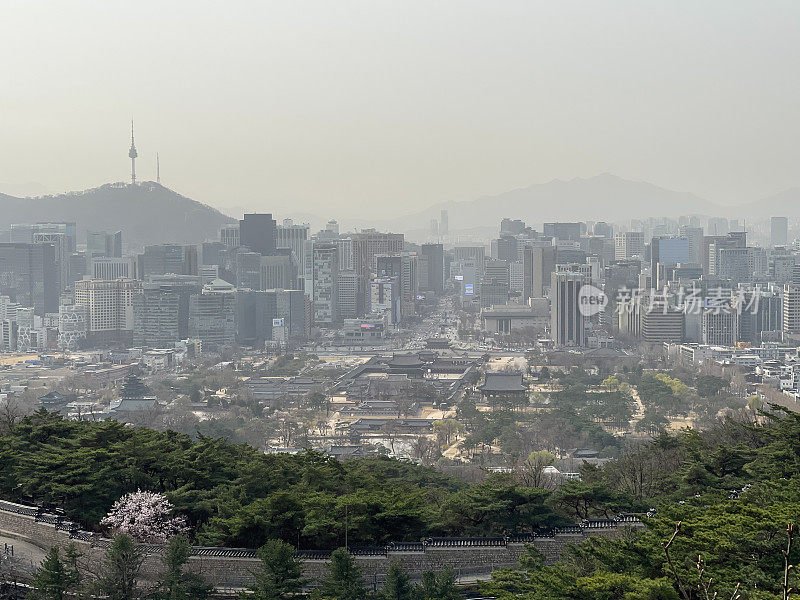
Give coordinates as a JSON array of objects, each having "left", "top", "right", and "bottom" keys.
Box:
[{"left": 2, "top": 1, "right": 800, "bottom": 219}]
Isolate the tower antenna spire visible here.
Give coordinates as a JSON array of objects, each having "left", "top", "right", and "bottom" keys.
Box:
[
  {"left": 128, "top": 118, "right": 138, "bottom": 185},
  {"left": 156, "top": 153, "right": 160, "bottom": 184}
]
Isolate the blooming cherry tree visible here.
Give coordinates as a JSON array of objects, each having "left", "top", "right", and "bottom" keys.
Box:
[{"left": 101, "top": 489, "right": 188, "bottom": 543}]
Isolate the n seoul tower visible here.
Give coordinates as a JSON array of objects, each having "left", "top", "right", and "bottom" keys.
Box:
[{"left": 128, "top": 119, "right": 138, "bottom": 185}]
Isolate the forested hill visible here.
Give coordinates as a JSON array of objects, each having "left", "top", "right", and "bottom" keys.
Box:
[
  {"left": 4, "top": 409, "right": 800, "bottom": 598},
  {"left": 0, "top": 182, "right": 234, "bottom": 249}
]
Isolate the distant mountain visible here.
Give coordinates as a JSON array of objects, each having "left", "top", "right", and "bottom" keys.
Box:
[
  {"left": 375, "top": 173, "right": 719, "bottom": 232},
  {"left": 0, "top": 182, "right": 234, "bottom": 249},
  {"left": 737, "top": 188, "right": 800, "bottom": 218}
]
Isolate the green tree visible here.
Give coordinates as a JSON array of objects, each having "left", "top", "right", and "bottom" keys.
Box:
[
  {"left": 243, "top": 539, "right": 305, "bottom": 600},
  {"left": 382, "top": 562, "right": 412, "bottom": 600},
  {"left": 414, "top": 566, "right": 460, "bottom": 600},
  {"left": 30, "top": 545, "right": 80, "bottom": 600},
  {"left": 320, "top": 548, "right": 366, "bottom": 600},
  {"left": 100, "top": 534, "right": 144, "bottom": 600},
  {"left": 152, "top": 535, "right": 212, "bottom": 600}
]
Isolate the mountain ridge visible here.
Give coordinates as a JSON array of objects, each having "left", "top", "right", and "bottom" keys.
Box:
[{"left": 0, "top": 181, "right": 234, "bottom": 249}]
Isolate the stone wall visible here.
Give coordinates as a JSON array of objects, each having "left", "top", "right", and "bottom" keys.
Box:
[{"left": 0, "top": 499, "right": 641, "bottom": 590}]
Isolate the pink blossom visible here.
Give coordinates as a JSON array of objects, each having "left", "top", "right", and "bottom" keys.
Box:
[{"left": 101, "top": 489, "right": 188, "bottom": 543}]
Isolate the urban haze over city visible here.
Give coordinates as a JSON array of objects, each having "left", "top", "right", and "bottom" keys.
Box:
[{"left": 2, "top": 3, "right": 800, "bottom": 599}]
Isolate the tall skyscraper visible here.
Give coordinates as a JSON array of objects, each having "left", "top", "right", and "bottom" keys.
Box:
[
  {"left": 133, "top": 286, "right": 181, "bottom": 348},
  {"left": 771, "top": 216, "right": 789, "bottom": 247},
  {"left": 420, "top": 243, "right": 444, "bottom": 293},
  {"left": 350, "top": 230, "right": 404, "bottom": 279},
  {"left": 312, "top": 243, "right": 339, "bottom": 326},
  {"left": 440, "top": 210, "right": 449, "bottom": 236},
  {"left": 261, "top": 253, "right": 297, "bottom": 290},
  {"left": 337, "top": 270, "right": 364, "bottom": 319},
  {"left": 784, "top": 284, "right": 800, "bottom": 335},
  {"left": 188, "top": 280, "right": 236, "bottom": 350},
  {"left": 276, "top": 222, "right": 309, "bottom": 276},
  {"left": 551, "top": 271, "right": 587, "bottom": 347},
  {"left": 240, "top": 214, "right": 277, "bottom": 256},
  {"left": 678, "top": 225, "right": 703, "bottom": 264},
  {"left": 0, "top": 243, "right": 58, "bottom": 315},
  {"left": 522, "top": 245, "right": 556, "bottom": 300},
  {"left": 651, "top": 236, "right": 689, "bottom": 288}
]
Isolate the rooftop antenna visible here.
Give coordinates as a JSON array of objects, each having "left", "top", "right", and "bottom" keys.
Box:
[
  {"left": 128, "top": 118, "right": 138, "bottom": 185},
  {"left": 156, "top": 153, "right": 160, "bottom": 184}
]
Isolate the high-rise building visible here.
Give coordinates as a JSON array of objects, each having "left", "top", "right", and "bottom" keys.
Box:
[
  {"left": 522, "top": 245, "right": 555, "bottom": 300},
  {"left": 188, "top": 280, "right": 236, "bottom": 350},
  {"left": 716, "top": 247, "right": 751, "bottom": 284},
  {"left": 748, "top": 247, "right": 769, "bottom": 278},
  {"left": 334, "top": 238, "right": 354, "bottom": 272},
  {"left": 220, "top": 224, "right": 240, "bottom": 248},
  {"left": 369, "top": 277, "right": 400, "bottom": 324},
  {"left": 738, "top": 287, "right": 782, "bottom": 344},
  {"left": 133, "top": 286, "right": 180, "bottom": 348},
  {"left": 32, "top": 231, "right": 70, "bottom": 292},
  {"left": 276, "top": 222, "right": 309, "bottom": 277},
  {"left": 261, "top": 254, "right": 297, "bottom": 290},
  {"left": 219, "top": 246, "right": 261, "bottom": 289},
  {"left": 614, "top": 232, "right": 645, "bottom": 260},
  {"left": 440, "top": 210, "right": 449, "bottom": 236},
  {"left": 543, "top": 222, "right": 582, "bottom": 241},
  {"left": 240, "top": 213, "right": 277, "bottom": 256},
  {"left": 784, "top": 284, "right": 800, "bottom": 335},
  {"left": 702, "top": 305, "right": 739, "bottom": 345},
  {"left": 10, "top": 222, "right": 76, "bottom": 253},
  {"left": 480, "top": 280, "right": 509, "bottom": 309},
  {"left": 234, "top": 289, "right": 278, "bottom": 346},
  {"left": 640, "top": 307, "right": 685, "bottom": 342},
  {"left": 91, "top": 257, "right": 136, "bottom": 280},
  {"left": 771, "top": 216, "right": 789, "bottom": 248},
  {"left": 69, "top": 252, "right": 88, "bottom": 285},
  {"left": 201, "top": 242, "right": 226, "bottom": 267},
  {"left": 495, "top": 236, "right": 518, "bottom": 263},
  {"left": 0, "top": 243, "right": 58, "bottom": 315},
  {"left": 312, "top": 243, "right": 339, "bottom": 326},
  {"left": 651, "top": 236, "right": 689, "bottom": 288},
  {"left": 593, "top": 222, "right": 614, "bottom": 238},
  {"left": 551, "top": 271, "right": 586, "bottom": 347},
  {"left": 350, "top": 230, "right": 404, "bottom": 279},
  {"left": 142, "top": 274, "right": 202, "bottom": 340},
  {"left": 74, "top": 278, "right": 141, "bottom": 344},
  {"left": 420, "top": 244, "right": 444, "bottom": 294},
  {"left": 138, "top": 245, "right": 192, "bottom": 278},
  {"left": 86, "top": 231, "right": 123, "bottom": 258},
  {"left": 337, "top": 271, "right": 364, "bottom": 319},
  {"left": 678, "top": 225, "right": 703, "bottom": 264},
  {"left": 707, "top": 232, "right": 747, "bottom": 277},
  {"left": 484, "top": 259, "right": 510, "bottom": 287}
]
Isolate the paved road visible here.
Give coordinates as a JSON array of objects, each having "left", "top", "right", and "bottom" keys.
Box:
[{"left": 1, "top": 534, "right": 45, "bottom": 570}]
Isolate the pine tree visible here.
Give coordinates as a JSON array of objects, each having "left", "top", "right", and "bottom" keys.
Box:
[
  {"left": 30, "top": 545, "right": 80, "bottom": 600},
  {"left": 100, "top": 534, "right": 144, "bottom": 600},
  {"left": 320, "top": 548, "right": 366, "bottom": 600},
  {"left": 382, "top": 562, "right": 412, "bottom": 600},
  {"left": 242, "top": 539, "right": 305, "bottom": 600},
  {"left": 153, "top": 535, "right": 212, "bottom": 600}
]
